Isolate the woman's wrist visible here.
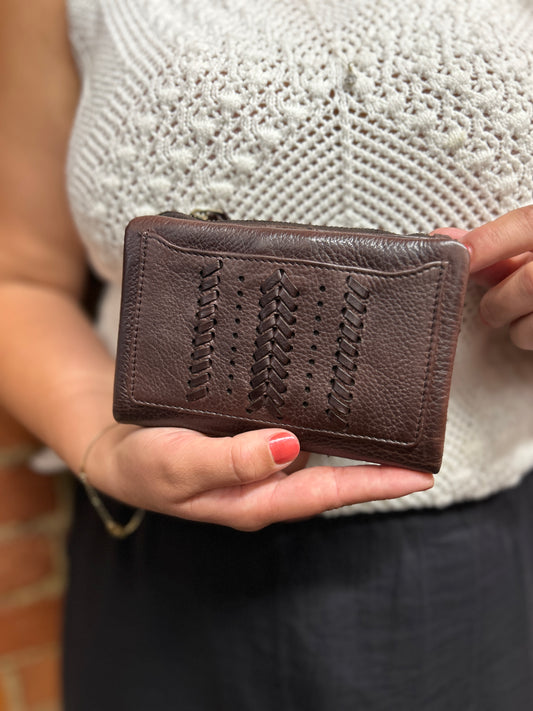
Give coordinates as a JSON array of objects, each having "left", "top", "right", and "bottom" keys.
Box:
[{"left": 77, "top": 421, "right": 146, "bottom": 538}]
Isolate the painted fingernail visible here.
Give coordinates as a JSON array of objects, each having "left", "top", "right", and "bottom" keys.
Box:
[{"left": 268, "top": 433, "right": 300, "bottom": 465}]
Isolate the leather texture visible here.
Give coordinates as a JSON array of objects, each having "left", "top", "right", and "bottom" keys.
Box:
[{"left": 113, "top": 213, "right": 470, "bottom": 473}]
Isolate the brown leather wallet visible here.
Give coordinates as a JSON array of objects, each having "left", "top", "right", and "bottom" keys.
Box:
[{"left": 113, "top": 211, "right": 470, "bottom": 473}]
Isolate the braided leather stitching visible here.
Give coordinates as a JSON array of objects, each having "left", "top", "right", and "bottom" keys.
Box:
[
  {"left": 247, "top": 269, "right": 299, "bottom": 419},
  {"left": 186, "top": 259, "right": 223, "bottom": 401},
  {"left": 327, "top": 275, "right": 370, "bottom": 428}
]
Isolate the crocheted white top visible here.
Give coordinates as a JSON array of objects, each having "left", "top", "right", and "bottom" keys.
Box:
[{"left": 64, "top": 0, "right": 533, "bottom": 514}]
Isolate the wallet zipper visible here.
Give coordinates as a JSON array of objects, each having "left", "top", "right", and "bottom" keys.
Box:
[{"left": 158, "top": 209, "right": 439, "bottom": 240}]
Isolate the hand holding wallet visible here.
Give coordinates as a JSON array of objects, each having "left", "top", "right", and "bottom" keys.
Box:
[{"left": 113, "top": 211, "right": 470, "bottom": 474}]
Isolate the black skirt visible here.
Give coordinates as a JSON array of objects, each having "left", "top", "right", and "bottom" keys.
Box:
[{"left": 63, "top": 468, "right": 533, "bottom": 711}]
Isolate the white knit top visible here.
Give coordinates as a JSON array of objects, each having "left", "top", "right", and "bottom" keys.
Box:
[{"left": 64, "top": 0, "right": 533, "bottom": 514}]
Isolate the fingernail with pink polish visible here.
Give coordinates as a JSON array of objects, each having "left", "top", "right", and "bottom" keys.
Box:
[{"left": 269, "top": 433, "right": 300, "bottom": 465}]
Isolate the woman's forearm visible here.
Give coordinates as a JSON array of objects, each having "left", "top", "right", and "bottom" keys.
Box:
[{"left": 0, "top": 279, "right": 116, "bottom": 472}]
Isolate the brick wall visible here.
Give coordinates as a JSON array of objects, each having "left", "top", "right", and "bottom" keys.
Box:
[{"left": 0, "top": 408, "right": 71, "bottom": 711}]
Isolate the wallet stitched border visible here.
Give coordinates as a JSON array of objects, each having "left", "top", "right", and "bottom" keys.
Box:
[{"left": 113, "top": 214, "right": 470, "bottom": 473}]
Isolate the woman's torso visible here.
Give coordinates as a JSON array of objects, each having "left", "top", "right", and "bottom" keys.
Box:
[{"left": 65, "top": 0, "right": 533, "bottom": 514}]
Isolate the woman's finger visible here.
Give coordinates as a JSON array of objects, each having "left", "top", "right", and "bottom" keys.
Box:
[
  {"left": 479, "top": 261, "right": 533, "bottom": 328},
  {"left": 468, "top": 252, "right": 533, "bottom": 288},
  {"left": 177, "top": 463, "right": 434, "bottom": 530},
  {"left": 429, "top": 227, "right": 468, "bottom": 240},
  {"left": 115, "top": 425, "right": 302, "bottom": 500},
  {"left": 508, "top": 312, "right": 533, "bottom": 351},
  {"left": 462, "top": 205, "right": 533, "bottom": 273},
  {"left": 429, "top": 226, "right": 533, "bottom": 286}
]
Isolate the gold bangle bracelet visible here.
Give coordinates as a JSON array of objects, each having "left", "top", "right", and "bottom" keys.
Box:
[{"left": 78, "top": 422, "right": 145, "bottom": 540}]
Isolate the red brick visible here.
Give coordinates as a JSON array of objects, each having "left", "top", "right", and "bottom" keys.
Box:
[
  {"left": 20, "top": 650, "right": 61, "bottom": 709},
  {"left": 0, "top": 675, "right": 8, "bottom": 711},
  {"left": 0, "top": 465, "right": 57, "bottom": 525},
  {"left": 0, "top": 536, "right": 54, "bottom": 596},
  {"left": 0, "top": 597, "right": 62, "bottom": 656}
]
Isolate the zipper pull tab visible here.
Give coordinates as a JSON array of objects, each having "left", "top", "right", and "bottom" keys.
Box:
[
  {"left": 158, "top": 209, "right": 230, "bottom": 222},
  {"left": 190, "top": 209, "right": 229, "bottom": 222}
]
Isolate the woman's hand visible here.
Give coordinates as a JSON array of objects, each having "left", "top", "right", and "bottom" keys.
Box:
[
  {"left": 432, "top": 205, "right": 533, "bottom": 351},
  {"left": 83, "top": 423, "right": 434, "bottom": 531}
]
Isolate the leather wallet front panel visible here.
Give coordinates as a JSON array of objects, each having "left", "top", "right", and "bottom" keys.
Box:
[{"left": 114, "top": 216, "right": 470, "bottom": 473}]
